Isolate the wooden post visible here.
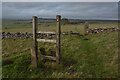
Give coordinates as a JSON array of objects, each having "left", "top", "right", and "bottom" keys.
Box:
[
  {"left": 32, "top": 16, "right": 38, "bottom": 67},
  {"left": 56, "top": 15, "right": 61, "bottom": 64},
  {"left": 84, "top": 21, "right": 89, "bottom": 35}
]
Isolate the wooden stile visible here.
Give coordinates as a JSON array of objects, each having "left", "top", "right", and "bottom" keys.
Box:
[{"left": 31, "top": 15, "right": 61, "bottom": 66}]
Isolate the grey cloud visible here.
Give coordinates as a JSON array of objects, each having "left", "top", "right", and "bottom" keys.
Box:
[{"left": 2, "top": 2, "right": 118, "bottom": 20}]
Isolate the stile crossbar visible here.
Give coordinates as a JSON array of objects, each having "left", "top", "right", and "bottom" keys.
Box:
[
  {"left": 31, "top": 15, "right": 61, "bottom": 67},
  {"left": 37, "top": 39, "right": 56, "bottom": 43},
  {"left": 38, "top": 31, "right": 56, "bottom": 34}
]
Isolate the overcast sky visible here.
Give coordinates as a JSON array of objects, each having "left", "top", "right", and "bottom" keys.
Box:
[{"left": 2, "top": 2, "right": 118, "bottom": 20}]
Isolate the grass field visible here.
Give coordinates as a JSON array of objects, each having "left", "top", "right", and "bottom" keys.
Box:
[
  {"left": 2, "top": 20, "right": 119, "bottom": 78},
  {"left": 2, "top": 20, "right": 118, "bottom": 34}
]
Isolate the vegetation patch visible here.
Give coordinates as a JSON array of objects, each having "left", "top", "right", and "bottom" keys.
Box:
[
  {"left": 2, "top": 21, "right": 118, "bottom": 78},
  {"left": 3, "top": 60, "right": 13, "bottom": 66}
]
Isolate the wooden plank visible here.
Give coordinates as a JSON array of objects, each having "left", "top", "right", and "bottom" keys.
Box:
[
  {"left": 37, "top": 31, "right": 56, "bottom": 34},
  {"left": 32, "top": 16, "right": 38, "bottom": 68},
  {"left": 56, "top": 15, "right": 61, "bottom": 64},
  {"left": 37, "top": 39, "right": 56, "bottom": 43},
  {"left": 41, "top": 55, "right": 56, "bottom": 61}
]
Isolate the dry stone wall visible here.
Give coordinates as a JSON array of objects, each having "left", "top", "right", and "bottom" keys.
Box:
[
  {"left": 1, "top": 27, "right": 119, "bottom": 39},
  {"left": 88, "top": 27, "right": 119, "bottom": 34}
]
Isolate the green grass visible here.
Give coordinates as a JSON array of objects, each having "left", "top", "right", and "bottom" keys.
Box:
[
  {"left": 2, "top": 20, "right": 118, "bottom": 34},
  {"left": 2, "top": 20, "right": 119, "bottom": 78}
]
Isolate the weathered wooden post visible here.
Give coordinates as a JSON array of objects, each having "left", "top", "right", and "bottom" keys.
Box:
[
  {"left": 56, "top": 15, "right": 61, "bottom": 64},
  {"left": 84, "top": 21, "right": 89, "bottom": 35},
  {"left": 31, "top": 16, "right": 38, "bottom": 67}
]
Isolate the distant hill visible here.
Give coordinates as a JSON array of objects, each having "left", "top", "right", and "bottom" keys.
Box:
[{"left": 4, "top": 18, "right": 118, "bottom": 24}]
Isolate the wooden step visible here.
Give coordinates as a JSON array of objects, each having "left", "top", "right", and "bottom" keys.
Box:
[
  {"left": 41, "top": 55, "right": 56, "bottom": 61},
  {"left": 37, "top": 39, "right": 56, "bottom": 43}
]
